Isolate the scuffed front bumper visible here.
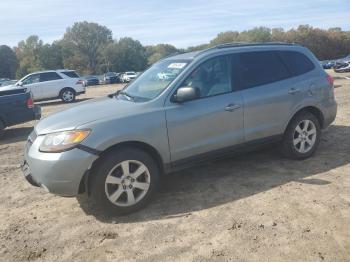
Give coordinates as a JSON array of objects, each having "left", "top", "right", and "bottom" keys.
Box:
[{"left": 22, "top": 131, "right": 98, "bottom": 197}]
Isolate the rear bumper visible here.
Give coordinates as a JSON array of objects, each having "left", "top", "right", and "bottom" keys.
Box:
[{"left": 322, "top": 99, "right": 337, "bottom": 128}]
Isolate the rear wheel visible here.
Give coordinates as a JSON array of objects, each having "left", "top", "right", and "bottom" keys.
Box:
[
  {"left": 89, "top": 148, "right": 160, "bottom": 215},
  {"left": 281, "top": 111, "right": 321, "bottom": 160},
  {"left": 60, "top": 88, "right": 76, "bottom": 103}
]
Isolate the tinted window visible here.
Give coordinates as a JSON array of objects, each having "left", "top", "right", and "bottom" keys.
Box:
[
  {"left": 40, "top": 72, "right": 62, "bottom": 82},
  {"left": 181, "top": 56, "right": 231, "bottom": 98},
  {"left": 279, "top": 51, "right": 315, "bottom": 76},
  {"left": 239, "top": 51, "right": 290, "bottom": 89},
  {"left": 62, "top": 71, "right": 79, "bottom": 78}
]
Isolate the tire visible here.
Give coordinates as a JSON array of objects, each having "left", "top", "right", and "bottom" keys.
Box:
[
  {"left": 60, "top": 88, "right": 76, "bottom": 103},
  {"left": 280, "top": 111, "right": 321, "bottom": 160},
  {"left": 88, "top": 148, "right": 160, "bottom": 215}
]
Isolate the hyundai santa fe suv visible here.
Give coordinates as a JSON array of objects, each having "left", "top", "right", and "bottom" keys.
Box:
[
  {"left": 3, "top": 70, "right": 85, "bottom": 103},
  {"left": 22, "top": 43, "right": 337, "bottom": 215}
]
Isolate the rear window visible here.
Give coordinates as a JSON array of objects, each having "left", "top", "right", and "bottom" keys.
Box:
[
  {"left": 238, "top": 51, "right": 290, "bottom": 89},
  {"left": 279, "top": 51, "right": 315, "bottom": 76},
  {"left": 40, "top": 72, "right": 62, "bottom": 82},
  {"left": 62, "top": 71, "right": 79, "bottom": 78}
]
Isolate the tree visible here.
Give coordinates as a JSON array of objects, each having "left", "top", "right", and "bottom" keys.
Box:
[
  {"left": 100, "top": 37, "right": 147, "bottom": 73},
  {"left": 61, "top": 21, "right": 112, "bottom": 74},
  {"left": 15, "top": 35, "right": 43, "bottom": 77},
  {"left": 38, "top": 42, "right": 63, "bottom": 70},
  {"left": 209, "top": 31, "right": 240, "bottom": 46},
  {"left": 0, "top": 45, "right": 18, "bottom": 79},
  {"left": 145, "top": 44, "right": 178, "bottom": 65}
]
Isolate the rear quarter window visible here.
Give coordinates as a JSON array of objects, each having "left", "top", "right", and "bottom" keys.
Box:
[
  {"left": 238, "top": 51, "right": 290, "bottom": 89},
  {"left": 62, "top": 71, "right": 80, "bottom": 78},
  {"left": 279, "top": 51, "right": 315, "bottom": 76}
]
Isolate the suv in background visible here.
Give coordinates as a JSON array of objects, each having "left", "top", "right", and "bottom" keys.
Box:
[
  {"left": 22, "top": 43, "right": 337, "bottom": 215},
  {"left": 121, "top": 71, "right": 137, "bottom": 82},
  {"left": 2, "top": 70, "right": 85, "bottom": 103}
]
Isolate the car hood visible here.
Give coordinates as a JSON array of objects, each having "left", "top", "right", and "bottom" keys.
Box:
[{"left": 35, "top": 96, "right": 142, "bottom": 135}]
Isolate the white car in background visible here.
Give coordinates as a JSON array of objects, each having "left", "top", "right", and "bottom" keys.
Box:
[
  {"left": 121, "top": 71, "right": 137, "bottom": 83},
  {"left": 2, "top": 70, "right": 86, "bottom": 103}
]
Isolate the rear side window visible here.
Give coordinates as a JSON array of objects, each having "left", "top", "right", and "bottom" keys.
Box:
[
  {"left": 62, "top": 71, "right": 79, "bottom": 78},
  {"left": 40, "top": 72, "right": 62, "bottom": 82},
  {"left": 279, "top": 51, "right": 315, "bottom": 76},
  {"left": 238, "top": 51, "right": 290, "bottom": 89}
]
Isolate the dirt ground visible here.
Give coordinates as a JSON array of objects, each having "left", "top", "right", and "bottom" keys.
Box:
[{"left": 0, "top": 72, "right": 349, "bottom": 262}]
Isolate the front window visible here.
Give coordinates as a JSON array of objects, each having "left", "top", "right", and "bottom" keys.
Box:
[
  {"left": 21, "top": 74, "right": 40, "bottom": 85},
  {"left": 120, "top": 59, "right": 190, "bottom": 101}
]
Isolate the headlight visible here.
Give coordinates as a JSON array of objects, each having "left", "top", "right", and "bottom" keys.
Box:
[{"left": 39, "top": 130, "right": 90, "bottom": 153}]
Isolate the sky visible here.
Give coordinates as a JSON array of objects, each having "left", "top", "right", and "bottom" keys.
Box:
[{"left": 0, "top": 0, "right": 349, "bottom": 48}]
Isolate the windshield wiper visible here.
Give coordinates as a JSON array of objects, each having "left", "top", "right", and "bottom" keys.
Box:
[{"left": 118, "top": 90, "right": 135, "bottom": 101}]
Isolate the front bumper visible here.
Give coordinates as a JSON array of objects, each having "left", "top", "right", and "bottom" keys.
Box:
[{"left": 22, "top": 132, "right": 98, "bottom": 196}]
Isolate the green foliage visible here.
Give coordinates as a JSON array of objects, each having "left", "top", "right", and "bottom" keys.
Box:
[
  {"left": 145, "top": 44, "right": 179, "bottom": 65},
  {"left": 100, "top": 37, "right": 147, "bottom": 73},
  {"left": 61, "top": 21, "right": 113, "bottom": 74},
  {"left": 15, "top": 35, "right": 43, "bottom": 77},
  {"left": 0, "top": 45, "right": 18, "bottom": 79}
]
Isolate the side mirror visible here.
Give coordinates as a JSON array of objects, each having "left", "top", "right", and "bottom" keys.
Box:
[
  {"left": 17, "top": 82, "right": 23, "bottom": 87},
  {"left": 173, "top": 87, "right": 199, "bottom": 103}
]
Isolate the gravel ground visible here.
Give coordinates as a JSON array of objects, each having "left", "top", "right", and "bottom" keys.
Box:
[{"left": 0, "top": 72, "right": 349, "bottom": 262}]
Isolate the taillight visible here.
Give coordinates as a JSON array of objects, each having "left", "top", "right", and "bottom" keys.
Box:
[
  {"left": 27, "top": 97, "right": 33, "bottom": 109},
  {"left": 76, "top": 80, "right": 84, "bottom": 85},
  {"left": 327, "top": 75, "right": 334, "bottom": 86}
]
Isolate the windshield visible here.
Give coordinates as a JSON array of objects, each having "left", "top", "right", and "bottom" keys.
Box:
[{"left": 120, "top": 59, "right": 190, "bottom": 101}]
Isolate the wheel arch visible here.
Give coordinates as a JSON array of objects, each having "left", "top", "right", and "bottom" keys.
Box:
[
  {"left": 79, "top": 140, "right": 165, "bottom": 194},
  {"left": 284, "top": 105, "right": 325, "bottom": 133}
]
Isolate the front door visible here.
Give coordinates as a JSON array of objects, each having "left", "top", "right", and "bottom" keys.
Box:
[
  {"left": 21, "top": 73, "right": 42, "bottom": 99},
  {"left": 165, "top": 55, "right": 244, "bottom": 162}
]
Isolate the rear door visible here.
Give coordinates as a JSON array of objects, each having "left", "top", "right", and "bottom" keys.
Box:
[
  {"left": 39, "top": 72, "right": 64, "bottom": 99},
  {"left": 166, "top": 55, "right": 244, "bottom": 162},
  {"left": 237, "top": 50, "right": 304, "bottom": 141}
]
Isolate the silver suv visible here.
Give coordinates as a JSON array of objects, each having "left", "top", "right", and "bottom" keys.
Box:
[{"left": 22, "top": 43, "right": 337, "bottom": 215}]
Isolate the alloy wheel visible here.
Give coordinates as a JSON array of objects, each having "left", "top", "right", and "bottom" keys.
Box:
[
  {"left": 293, "top": 119, "right": 317, "bottom": 153},
  {"left": 104, "top": 160, "right": 151, "bottom": 207}
]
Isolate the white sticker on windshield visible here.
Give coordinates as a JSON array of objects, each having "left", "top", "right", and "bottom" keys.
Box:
[{"left": 168, "top": 63, "right": 187, "bottom": 69}]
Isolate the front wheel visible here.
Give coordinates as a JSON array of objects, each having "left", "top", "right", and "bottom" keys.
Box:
[
  {"left": 60, "top": 88, "right": 76, "bottom": 103},
  {"left": 280, "top": 111, "right": 321, "bottom": 160},
  {"left": 89, "top": 148, "right": 160, "bottom": 215}
]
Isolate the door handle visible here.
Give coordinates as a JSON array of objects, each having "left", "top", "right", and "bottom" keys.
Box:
[
  {"left": 288, "top": 88, "right": 301, "bottom": 95},
  {"left": 225, "top": 104, "right": 241, "bottom": 112}
]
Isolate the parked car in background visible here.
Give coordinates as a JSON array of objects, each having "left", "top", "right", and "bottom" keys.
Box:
[
  {"left": 83, "top": 76, "right": 100, "bottom": 86},
  {"left": 321, "top": 60, "right": 335, "bottom": 69},
  {"left": 104, "top": 72, "right": 119, "bottom": 84},
  {"left": 0, "top": 78, "right": 10, "bottom": 86},
  {"left": 0, "top": 88, "right": 41, "bottom": 133},
  {"left": 121, "top": 71, "right": 137, "bottom": 82},
  {"left": 22, "top": 43, "right": 337, "bottom": 215},
  {"left": 0, "top": 80, "right": 17, "bottom": 87},
  {"left": 334, "top": 62, "right": 350, "bottom": 73},
  {"left": 1, "top": 70, "right": 85, "bottom": 103}
]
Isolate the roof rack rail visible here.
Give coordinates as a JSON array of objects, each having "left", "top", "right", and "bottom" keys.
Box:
[
  {"left": 194, "top": 42, "right": 297, "bottom": 57},
  {"left": 214, "top": 42, "right": 296, "bottom": 49}
]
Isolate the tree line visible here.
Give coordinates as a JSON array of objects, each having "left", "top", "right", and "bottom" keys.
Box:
[{"left": 0, "top": 22, "right": 350, "bottom": 79}]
